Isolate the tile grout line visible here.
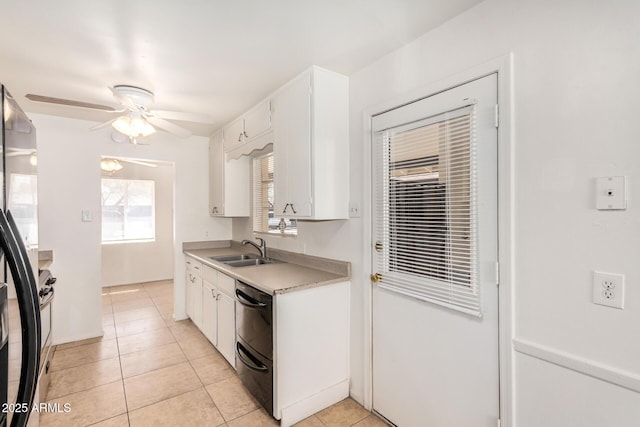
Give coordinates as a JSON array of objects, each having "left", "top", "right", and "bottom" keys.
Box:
[{"left": 113, "top": 285, "right": 133, "bottom": 427}]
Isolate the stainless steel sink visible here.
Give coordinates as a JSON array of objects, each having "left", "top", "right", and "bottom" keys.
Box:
[
  {"left": 225, "top": 258, "right": 281, "bottom": 268},
  {"left": 208, "top": 254, "right": 258, "bottom": 262}
]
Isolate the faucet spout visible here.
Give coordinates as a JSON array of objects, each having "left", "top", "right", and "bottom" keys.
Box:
[{"left": 242, "top": 238, "right": 266, "bottom": 258}]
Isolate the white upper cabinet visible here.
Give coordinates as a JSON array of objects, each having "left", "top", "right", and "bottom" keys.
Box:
[
  {"left": 223, "top": 99, "right": 272, "bottom": 156},
  {"left": 209, "top": 130, "right": 250, "bottom": 217},
  {"left": 243, "top": 100, "right": 271, "bottom": 141},
  {"left": 223, "top": 117, "right": 246, "bottom": 153},
  {"left": 271, "top": 67, "right": 349, "bottom": 220}
]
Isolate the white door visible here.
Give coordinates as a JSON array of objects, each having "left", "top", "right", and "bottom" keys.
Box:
[{"left": 371, "top": 75, "right": 499, "bottom": 427}]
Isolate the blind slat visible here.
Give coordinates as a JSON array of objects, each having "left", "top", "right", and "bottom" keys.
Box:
[{"left": 373, "top": 105, "right": 481, "bottom": 316}]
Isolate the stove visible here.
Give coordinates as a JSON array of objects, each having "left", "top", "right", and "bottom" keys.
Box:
[{"left": 37, "top": 269, "right": 56, "bottom": 402}]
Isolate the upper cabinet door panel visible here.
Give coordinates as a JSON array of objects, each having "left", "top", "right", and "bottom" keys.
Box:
[
  {"left": 223, "top": 117, "right": 245, "bottom": 152},
  {"left": 244, "top": 100, "right": 271, "bottom": 141},
  {"left": 272, "top": 73, "right": 312, "bottom": 218},
  {"left": 209, "top": 131, "right": 224, "bottom": 216}
]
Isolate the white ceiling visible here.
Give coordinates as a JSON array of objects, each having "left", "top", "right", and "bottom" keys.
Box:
[{"left": 0, "top": 0, "right": 482, "bottom": 137}]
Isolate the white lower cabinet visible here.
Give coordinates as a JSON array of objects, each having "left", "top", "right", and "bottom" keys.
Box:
[
  {"left": 185, "top": 257, "right": 203, "bottom": 329},
  {"left": 202, "top": 281, "right": 218, "bottom": 344},
  {"left": 273, "top": 280, "right": 350, "bottom": 427},
  {"left": 189, "top": 262, "right": 235, "bottom": 368},
  {"left": 216, "top": 290, "right": 236, "bottom": 365}
]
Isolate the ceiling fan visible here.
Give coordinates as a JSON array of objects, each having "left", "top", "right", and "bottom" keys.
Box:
[{"left": 25, "top": 85, "right": 214, "bottom": 142}]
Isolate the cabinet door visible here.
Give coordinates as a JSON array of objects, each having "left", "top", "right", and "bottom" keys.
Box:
[
  {"left": 272, "top": 73, "right": 312, "bottom": 217},
  {"left": 202, "top": 281, "right": 218, "bottom": 345},
  {"left": 223, "top": 117, "right": 245, "bottom": 152},
  {"left": 186, "top": 271, "right": 194, "bottom": 318},
  {"left": 191, "top": 276, "right": 204, "bottom": 330},
  {"left": 217, "top": 293, "right": 236, "bottom": 368},
  {"left": 244, "top": 100, "right": 271, "bottom": 140},
  {"left": 209, "top": 131, "right": 225, "bottom": 216}
]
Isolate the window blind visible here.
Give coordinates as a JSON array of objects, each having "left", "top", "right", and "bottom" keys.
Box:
[
  {"left": 373, "top": 105, "right": 481, "bottom": 316},
  {"left": 252, "top": 153, "right": 274, "bottom": 233}
]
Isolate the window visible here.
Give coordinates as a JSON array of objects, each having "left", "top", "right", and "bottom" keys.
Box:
[
  {"left": 101, "top": 178, "right": 155, "bottom": 242},
  {"left": 252, "top": 153, "right": 297, "bottom": 235},
  {"left": 374, "top": 105, "right": 480, "bottom": 315}
]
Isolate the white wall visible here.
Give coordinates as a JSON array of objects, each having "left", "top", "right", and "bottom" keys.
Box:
[
  {"left": 34, "top": 114, "right": 231, "bottom": 344},
  {"left": 101, "top": 161, "right": 174, "bottom": 287},
  {"left": 236, "top": 0, "right": 640, "bottom": 424}
]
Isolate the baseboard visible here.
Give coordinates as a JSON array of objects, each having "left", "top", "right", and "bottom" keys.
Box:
[
  {"left": 279, "top": 379, "right": 350, "bottom": 427},
  {"left": 514, "top": 338, "right": 640, "bottom": 393}
]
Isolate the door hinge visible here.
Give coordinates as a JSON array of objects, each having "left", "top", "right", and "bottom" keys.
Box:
[
  {"left": 494, "top": 104, "right": 499, "bottom": 128},
  {"left": 495, "top": 261, "right": 500, "bottom": 286}
]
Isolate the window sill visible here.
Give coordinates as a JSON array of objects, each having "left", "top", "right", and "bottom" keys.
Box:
[
  {"left": 253, "top": 230, "right": 297, "bottom": 239},
  {"left": 102, "top": 239, "right": 156, "bottom": 245}
]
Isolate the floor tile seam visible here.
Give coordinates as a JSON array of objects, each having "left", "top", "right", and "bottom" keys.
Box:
[
  {"left": 124, "top": 380, "right": 203, "bottom": 414},
  {"left": 113, "top": 324, "right": 169, "bottom": 339},
  {"left": 50, "top": 354, "right": 120, "bottom": 374},
  {"left": 43, "top": 378, "right": 123, "bottom": 403},
  {"left": 121, "top": 357, "right": 188, "bottom": 381},
  {"left": 114, "top": 328, "right": 132, "bottom": 419},
  {"left": 47, "top": 355, "right": 122, "bottom": 380},
  {"left": 85, "top": 413, "right": 129, "bottom": 427}
]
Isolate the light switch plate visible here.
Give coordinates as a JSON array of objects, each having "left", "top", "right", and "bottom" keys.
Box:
[
  {"left": 81, "top": 209, "right": 92, "bottom": 222},
  {"left": 596, "top": 176, "right": 626, "bottom": 210},
  {"left": 593, "top": 271, "right": 625, "bottom": 309},
  {"left": 349, "top": 201, "right": 361, "bottom": 218}
]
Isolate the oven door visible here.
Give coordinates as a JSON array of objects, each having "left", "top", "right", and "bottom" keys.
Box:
[
  {"left": 235, "top": 281, "right": 272, "bottom": 359},
  {"left": 236, "top": 336, "right": 273, "bottom": 415}
]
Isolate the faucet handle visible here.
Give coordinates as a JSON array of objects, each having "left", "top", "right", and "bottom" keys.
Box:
[{"left": 255, "top": 237, "right": 265, "bottom": 246}]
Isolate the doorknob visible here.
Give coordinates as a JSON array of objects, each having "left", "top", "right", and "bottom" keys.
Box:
[{"left": 370, "top": 273, "right": 382, "bottom": 283}]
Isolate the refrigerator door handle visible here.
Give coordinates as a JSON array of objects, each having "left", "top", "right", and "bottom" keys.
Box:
[{"left": 0, "top": 210, "right": 41, "bottom": 427}]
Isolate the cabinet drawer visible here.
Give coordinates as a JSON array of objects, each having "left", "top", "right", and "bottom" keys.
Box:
[
  {"left": 203, "top": 264, "right": 217, "bottom": 284},
  {"left": 185, "top": 257, "right": 203, "bottom": 276},
  {"left": 217, "top": 273, "right": 235, "bottom": 297}
]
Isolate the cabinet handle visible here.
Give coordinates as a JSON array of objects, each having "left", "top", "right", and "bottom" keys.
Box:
[
  {"left": 282, "top": 203, "right": 289, "bottom": 214},
  {"left": 290, "top": 203, "right": 297, "bottom": 214},
  {"left": 211, "top": 289, "right": 216, "bottom": 298},
  {"left": 238, "top": 133, "right": 242, "bottom": 142},
  {"left": 243, "top": 130, "right": 248, "bottom": 138}
]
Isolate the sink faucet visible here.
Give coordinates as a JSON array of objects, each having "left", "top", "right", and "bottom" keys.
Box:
[{"left": 242, "top": 237, "right": 266, "bottom": 258}]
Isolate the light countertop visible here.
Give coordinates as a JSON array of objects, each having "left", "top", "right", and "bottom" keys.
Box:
[{"left": 183, "top": 244, "right": 350, "bottom": 295}]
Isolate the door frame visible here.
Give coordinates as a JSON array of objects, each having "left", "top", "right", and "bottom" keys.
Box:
[{"left": 361, "top": 53, "right": 514, "bottom": 426}]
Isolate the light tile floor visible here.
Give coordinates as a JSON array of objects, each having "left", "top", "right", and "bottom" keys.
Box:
[{"left": 39, "top": 280, "right": 387, "bottom": 427}]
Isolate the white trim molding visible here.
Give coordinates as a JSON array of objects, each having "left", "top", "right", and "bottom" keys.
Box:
[
  {"left": 514, "top": 338, "right": 640, "bottom": 394},
  {"left": 513, "top": 339, "right": 640, "bottom": 393}
]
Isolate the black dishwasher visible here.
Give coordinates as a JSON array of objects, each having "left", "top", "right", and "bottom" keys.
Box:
[{"left": 235, "top": 280, "right": 274, "bottom": 415}]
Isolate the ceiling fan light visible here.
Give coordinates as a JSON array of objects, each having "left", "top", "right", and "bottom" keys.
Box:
[
  {"left": 112, "top": 115, "right": 132, "bottom": 136},
  {"left": 112, "top": 115, "right": 155, "bottom": 138},
  {"left": 101, "top": 158, "right": 123, "bottom": 173},
  {"left": 131, "top": 116, "right": 156, "bottom": 136}
]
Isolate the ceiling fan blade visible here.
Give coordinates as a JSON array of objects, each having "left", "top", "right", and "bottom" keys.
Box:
[
  {"left": 25, "top": 94, "right": 117, "bottom": 112},
  {"left": 90, "top": 119, "right": 117, "bottom": 131},
  {"left": 151, "top": 110, "right": 214, "bottom": 124},
  {"left": 146, "top": 116, "right": 191, "bottom": 138}
]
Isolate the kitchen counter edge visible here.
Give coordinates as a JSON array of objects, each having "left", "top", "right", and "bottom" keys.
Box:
[{"left": 183, "top": 248, "right": 350, "bottom": 296}]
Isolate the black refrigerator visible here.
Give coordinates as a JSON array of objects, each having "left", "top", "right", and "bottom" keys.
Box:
[{"left": 0, "top": 85, "right": 41, "bottom": 427}]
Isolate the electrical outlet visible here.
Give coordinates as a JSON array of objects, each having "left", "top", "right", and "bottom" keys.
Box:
[{"left": 593, "top": 271, "right": 625, "bottom": 309}]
